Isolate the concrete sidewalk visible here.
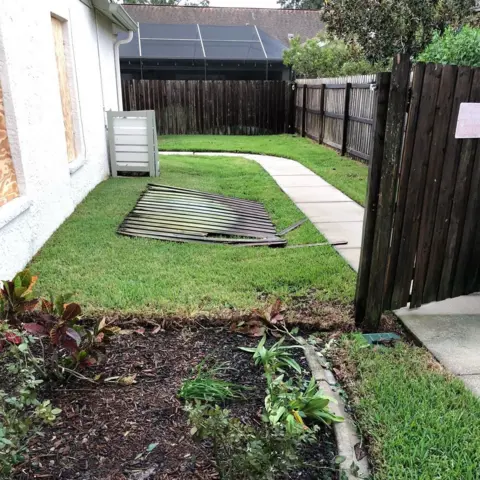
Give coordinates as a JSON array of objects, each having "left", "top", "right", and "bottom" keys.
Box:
[
  {"left": 161, "top": 150, "right": 480, "bottom": 397},
  {"left": 396, "top": 295, "right": 480, "bottom": 396},
  {"left": 161, "top": 151, "right": 364, "bottom": 271}
]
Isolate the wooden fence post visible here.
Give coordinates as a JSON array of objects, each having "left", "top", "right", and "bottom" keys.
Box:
[
  {"left": 185, "top": 80, "right": 189, "bottom": 134},
  {"left": 361, "top": 54, "right": 411, "bottom": 331},
  {"left": 354, "top": 72, "right": 391, "bottom": 325},
  {"left": 287, "top": 82, "right": 296, "bottom": 133},
  {"left": 318, "top": 83, "right": 325, "bottom": 144},
  {"left": 301, "top": 85, "right": 307, "bottom": 137},
  {"left": 341, "top": 83, "right": 351, "bottom": 155}
]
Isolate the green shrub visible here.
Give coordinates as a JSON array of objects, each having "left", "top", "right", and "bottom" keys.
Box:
[
  {"left": 418, "top": 26, "right": 480, "bottom": 67},
  {"left": 186, "top": 402, "right": 318, "bottom": 480},
  {"left": 283, "top": 34, "right": 388, "bottom": 78},
  {"left": 0, "top": 324, "right": 61, "bottom": 476}
]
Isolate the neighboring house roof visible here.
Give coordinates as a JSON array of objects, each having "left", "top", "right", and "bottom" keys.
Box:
[{"left": 123, "top": 5, "right": 323, "bottom": 46}]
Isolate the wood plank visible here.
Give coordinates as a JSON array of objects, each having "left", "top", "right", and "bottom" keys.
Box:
[
  {"left": 422, "top": 66, "right": 474, "bottom": 303},
  {"left": 318, "top": 83, "right": 325, "bottom": 144},
  {"left": 454, "top": 135, "right": 480, "bottom": 296},
  {"left": 467, "top": 186, "right": 480, "bottom": 293},
  {"left": 391, "top": 63, "right": 442, "bottom": 308},
  {"left": 363, "top": 54, "right": 411, "bottom": 330},
  {"left": 440, "top": 68, "right": 479, "bottom": 300},
  {"left": 200, "top": 80, "right": 205, "bottom": 134},
  {"left": 51, "top": 16, "right": 76, "bottom": 162},
  {"left": 301, "top": 85, "right": 307, "bottom": 137},
  {"left": 341, "top": 83, "right": 351, "bottom": 155},
  {"left": 410, "top": 65, "right": 458, "bottom": 307},
  {"left": 354, "top": 72, "right": 391, "bottom": 325},
  {"left": 383, "top": 64, "right": 425, "bottom": 307}
]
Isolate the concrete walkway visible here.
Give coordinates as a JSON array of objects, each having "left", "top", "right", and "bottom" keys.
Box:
[
  {"left": 396, "top": 295, "right": 480, "bottom": 396},
  {"left": 161, "top": 151, "right": 364, "bottom": 270},
  {"left": 161, "top": 150, "right": 480, "bottom": 397}
]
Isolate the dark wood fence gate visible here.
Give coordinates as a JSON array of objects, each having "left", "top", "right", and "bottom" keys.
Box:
[{"left": 356, "top": 56, "right": 480, "bottom": 329}]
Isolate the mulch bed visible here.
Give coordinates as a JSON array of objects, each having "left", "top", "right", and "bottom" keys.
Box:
[{"left": 14, "top": 325, "right": 338, "bottom": 480}]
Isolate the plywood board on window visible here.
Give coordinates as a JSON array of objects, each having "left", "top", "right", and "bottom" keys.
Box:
[
  {"left": 0, "top": 82, "right": 19, "bottom": 207},
  {"left": 51, "top": 16, "right": 76, "bottom": 162}
]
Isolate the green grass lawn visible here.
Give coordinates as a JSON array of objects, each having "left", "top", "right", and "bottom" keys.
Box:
[
  {"left": 30, "top": 155, "right": 355, "bottom": 314},
  {"left": 159, "top": 135, "right": 368, "bottom": 205},
  {"left": 343, "top": 337, "right": 480, "bottom": 480}
]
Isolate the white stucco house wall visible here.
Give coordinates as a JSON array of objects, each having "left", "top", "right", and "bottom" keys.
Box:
[{"left": 0, "top": 0, "right": 137, "bottom": 279}]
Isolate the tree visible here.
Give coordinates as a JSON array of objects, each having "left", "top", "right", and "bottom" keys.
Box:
[
  {"left": 124, "top": 0, "right": 209, "bottom": 5},
  {"left": 283, "top": 34, "right": 388, "bottom": 78},
  {"left": 322, "top": 0, "right": 475, "bottom": 63},
  {"left": 277, "top": 0, "right": 324, "bottom": 8}
]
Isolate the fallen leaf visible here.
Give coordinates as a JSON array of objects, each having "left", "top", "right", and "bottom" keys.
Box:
[
  {"left": 118, "top": 329, "right": 134, "bottom": 335},
  {"left": 23, "top": 323, "right": 47, "bottom": 336},
  {"left": 354, "top": 442, "right": 367, "bottom": 461},
  {"left": 4, "top": 332, "right": 22, "bottom": 345},
  {"left": 118, "top": 375, "right": 137, "bottom": 386}
]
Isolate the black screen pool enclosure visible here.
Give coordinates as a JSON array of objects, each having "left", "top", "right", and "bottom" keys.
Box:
[{"left": 119, "top": 23, "right": 286, "bottom": 80}]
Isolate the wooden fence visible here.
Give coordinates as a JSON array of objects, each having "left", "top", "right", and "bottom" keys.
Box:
[
  {"left": 295, "top": 75, "right": 376, "bottom": 162},
  {"left": 355, "top": 57, "right": 480, "bottom": 329},
  {"left": 122, "top": 79, "right": 289, "bottom": 135}
]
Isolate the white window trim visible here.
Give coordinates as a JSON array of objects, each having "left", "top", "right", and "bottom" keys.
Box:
[
  {"left": 69, "top": 155, "right": 86, "bottom": 174},
  {"left": 0, "top": 196, "right": 32, "bottom": 231}
]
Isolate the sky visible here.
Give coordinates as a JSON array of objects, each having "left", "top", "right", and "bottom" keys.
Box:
[{"left": 209, "top": 0, "right": 280, "bottom": 7}]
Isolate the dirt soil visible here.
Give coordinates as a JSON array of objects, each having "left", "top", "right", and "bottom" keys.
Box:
[{"left": 15, "top": 325, "right": 338, "bottom": 480}]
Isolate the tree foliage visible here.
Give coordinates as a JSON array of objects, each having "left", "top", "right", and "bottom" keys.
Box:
[
  {"left": 322, "top": 0, "right": 475, "bottom": 63},
  {"left": 283, "top": 34, "right": 388, "bottom": 78},
  {"left": 418, "top": 26, "right": 480, "bottom": 67},
  {"left": 277, "top": 0, "right": 324, "bottom": 8}
]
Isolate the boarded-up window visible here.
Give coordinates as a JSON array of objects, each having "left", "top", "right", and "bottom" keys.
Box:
[
  {"left": 0, "top": 82, "right": 19, "bottom": 207},
  {"left": 51, "top": 16, "right": 76, "bottom": 162}
]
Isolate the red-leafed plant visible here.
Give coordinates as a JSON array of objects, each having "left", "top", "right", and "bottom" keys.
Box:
[
  {"left": 1, "top": 269, "right": 119, "bottom": 381},
  {"left": 0, "top": 269, "right": 39, "bottom": 321}
]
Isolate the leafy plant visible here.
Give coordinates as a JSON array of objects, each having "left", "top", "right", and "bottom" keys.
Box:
[
  {"left": 265, "top": 375, "right": 343, "bottom": 434},
  {"left": 22, "top": 314, "right": 119, "bottom": 377},
  {"left": 240, "top": 336, "right": 343, "bottom": 434},
  {"left": 1, "top": 269, "right": 120, "bottom": 383},
  {"left": 186, "top": 402, "right": 317, "bottom": 480},
  {"left": 418, "top": 26, "right": 480, "bottom": 67},
  {"left": 179, "top": 361, "right": 245, "bottom": 403},
  {"left": 0, "top": 323, "right": 61, "bottom": 475},
  {"left": 239, "top": 336, "right": 302, "bottom": 375},
  {"left": 0, "top": 270, "right": 38, "bottom": 321}
]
